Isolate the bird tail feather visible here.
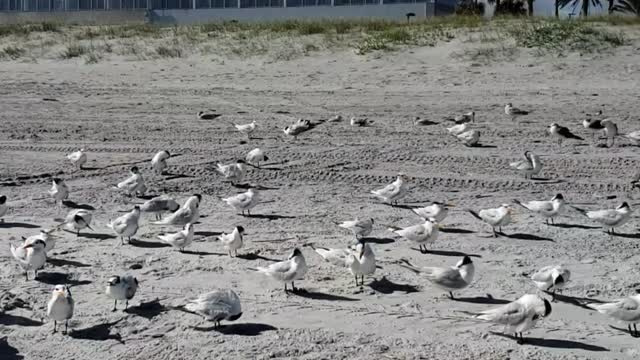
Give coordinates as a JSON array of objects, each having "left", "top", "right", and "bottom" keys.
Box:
[{"left": 467, "top": 209, "right": 482, "bottom": 220}]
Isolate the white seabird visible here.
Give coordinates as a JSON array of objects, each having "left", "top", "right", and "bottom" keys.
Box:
[
  {"left": 601, "top": 119, "right": 618, "bottom": 147},
  {"left": 572, "top": 201, "right": 633, "bottom": 235},
  {"left": 66, "top": 149, "right": 87, "bottom": 170},
  {"left": 312, "top": 240, "right": 376, "bottom": 286},
  {"left": 587, "top": 294, "right": 640, "bottom": 337},
  {"left": 387, "top": 218, "right": 440, "bottom": 254},
  {"left": 23, "top": 229, "right": 57, "bottom": 254},
  {"left": 582, "top": 118, "right": 605, "bottom": 141},
  {"left": 470, "top": 294, "right": 552, "bottom": 344},
  {"left": 197, "top": 110, "right": 221, "bottom": 120},
  {"left": 509, "top": 151, "right": 542, "bottom": 179},
  {"left": 399, "top": 256, "right": 474, "bottom": 299},
  {"left": 446, "top": 111, "right": 475, "bottom": 124},
  {"left": 447, "top": 123, "right": 469, "bottom": 136},
  {"left": 153, "top": 194, "right": 201, "bottom": 226},
  {"left": 468, "top": 203, "right": 513, "bottom": 237},
  {"left": 158, "top": 223, "right": 194, "bottom": 252},
  {"left": 252, "top": 248, "right": 307, "bottom": 293},
  {"left": 58, "top": 208, "right": 93, "bottom": 236},
  {"left": 411, "top": 202, "right": 451, "bottom": 223},
  {"left": 336, "top": 217, "right": 374, "bottom": 240},
  {"left": 216, "top": 226, "right": 245, "bottom": 257},
  {"left": 370, "top": 173, "right": 409, "bottom": 205},
  {"left": 49, "top": 178, "right": 69, "bottom": 206},
  {"left": 505, "top": 103, "right": 530, "bottom": 122},
  {"left": 548, "top": 123, "right": 583, "bottom": 146},
  {"left": 116, "top": 166, "right": 145, "bottom": 197},
  {"left": 140, "top": 196, "right": 180, "bottom": 220},
  {"left": 11, "top": 238, "right": 47, "bottom": 280},
  {"left": 216, "top": 160, "right": 247, "bottom": 185},
  {"left": 234, "top": 121, "right": 257, "bottom": 139},
  {"left": 185, "top": 289, "right": 242, "bottom": 327},
  {"left": 222, "top": 188, "right": 259, "bottom": 216},
  {"left": 622, "top": 130, "right": 640, "bottom": 145},
  {"left": 151, "top": 150, "right": 171, "bottom": 175},
  {"left": 530, "top": 265, "right": 571, "bottom": 301},
  {"left": 109, "top": 206, "right": 141, "bottom": 245},
  {"left": 246, "top": 148, "right": 269, "bottom": 168},
  {"left": 456, "top": 129, "right": 480, "bottom": 147},
  {"left": 106, "top": 275, "right": 139, "bottom": 311},
  {"left": 350, "top": 117, "right": 371, "bottom": 127},
  {"left": 47, "top": 285, "right": 74, "bottom": 335},
  {"left": 513, "top": 194, "right": 564, "bottom": 225}
]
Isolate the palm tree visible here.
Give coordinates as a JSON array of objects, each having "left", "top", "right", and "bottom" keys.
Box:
[
  {"left": 555, "top": 0, "right": 560, "bottom": 16},
  {"left": 559, "top": 0, "right": 603, "bottom": 16},
  {"left": 526, "top": 0, "right": 535, "bottom": 15},
  {"left": 613, "top": 0, "right": 640, "bottom": 14}
]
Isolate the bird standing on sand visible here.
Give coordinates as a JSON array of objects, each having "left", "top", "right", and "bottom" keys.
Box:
[
  {"left": 530, "top": 265, "right": 571, "bottom": 301},
  {"left": 446, "top": 111, "right": 475, "bottom": 124},
  {"left": 252, "top": 248, "right": 307, "bottom": 293},
  {"left": 505, "top": 103, "right": 530, "bottom": 122},
  {"left": 509, "top": 151, "right": 542, "bottom": 179},
  {"left": 49, "top": 178, "right": 69, "bottom": 207},
  {"left": 109, "top": 206, "right": 141, "bottom": 245},
  {"left": 337, "top": 218, "right": 374, "bottom": 240},
  {"left": 222, "top": 188, "right": 259, "bottom": 216},
  {"left": 582, "top": 118, "right": 605, "bottom": 141},
  {"left": 468, "top": 294, "right": 552, "bottom": 344},
  {"left": 447, "top": 123, "right": 469, "bottom": 136},
  {"left": 571, "top": 201, "right": 633, "bottom": 235},
  {"left": 548, "top": 123, "right": 583, "bottom": 146},
  {"left": 399, "top": 256, "right": 474, "bottom": 299},
  {"left": 350, "top": 117, "right": 371, "bottom": 127},
  {"left": 513, "top": 194, "right": 564, "bottom": 225},
  {"left": 47, "top": 285, "right": 74, "bottom": 334},
  {"left": 106, "top": 275, "right": 139, "bottom": 311},
  {"left": 468, "top": 204, "right": 513, "bottom": 237},
  {"left": 601, "top": 119, "right": 618, "bottom": 147},
  {"left": 312, "top": 240, "right": 376, "bottom": 287},
  {"left": 411, "top": 202, "right": 451, "bottom": 223},
  {"left": 246, "top": 148, "right": 268, "bottom": 168},
  {"left": 140, "top": 196, "right": 180, "bottom": 221},
  {"left": 67, "top": 149, "right": 87, "bottom": 170},
  {"left": 11, "top": 239, "right": 47, "bottom": 280},
  {"left": 234, "top": 121, "right": 257, "bottom": 139},
  {"left": 151, "top": 150, "right": 170, "bottom": 175},
  {"left": 23, "top": 229, "right": 57, "bottom": 254},
  {"left": 216, "top": 226, "right": 245, "bottom": 257},
  {"left": 58, "top": 209, "right": 93, "bottom": 236},
  {"left": 456, "top": 130, "right": 480, "bottom": 147},
  {"left": 185, "top": 289, "right": 242, "bottom": 328},
  {"left": 153, "top": 194, "right": 201, "bottom": 225},
  {"left": 587, "top": 294, "right": 640, "bottom": 338},
  {"left": 116, "top": 166, "right": 145, "bottom": 197},
  {"left": 158, "top": 223, "right": 194, "bottom": 252},
  {"left": 371, "top": 173, "right": 408, "bottom": 205},
  {"left": 216, "top": 160, "right": 247, "bottom": 185},
  {"left": 197, "top": 111, "right": 221, "bottom": 120},
  {"left": 387, "top": 218, "right": 440, "bottom": 254}
]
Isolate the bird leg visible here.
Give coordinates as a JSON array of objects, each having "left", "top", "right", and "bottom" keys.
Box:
[
  {"left": 492, "top": 227, "right": 497, "bottom": 237},
  {"left": 634, "top": 324, "right": 638, "bottom": 337},
  {"left": 52, "top": 320, "right": 57, "bottom": 334},
  {"left": 448, "top": 291, "right": 455, "bottom": 300},
  {"left": 235, "top": 249, "right": 238, "bottom": 257},
  {"left": 291, "top": 281, "right": 297, "bottom": 292},
  {"left": 25, "top": 272, "right": 28, "bottom": 281},
  {"left": 228, "top": 250, "right": 232, "bottom": 258},
  {"left": 112, "top": 300, "right": 117, "bottom": 312},
  {"left": 517, "top": 333, "right": 525, "bottom": 344},
  {"left": 63, "top": 320, "right": 68, "bottom": 335},
  {"left": 284, "top": 283, "right": 288, "bottom": 293},
  {"left": 355, "top": 274, "right": 359, "bottom": 287},
  {"left": 125, "top": 300, "right": 129, "bottom": 311},
  {"left": 247, "top": 210, "right": 251, "bottom": 216}
]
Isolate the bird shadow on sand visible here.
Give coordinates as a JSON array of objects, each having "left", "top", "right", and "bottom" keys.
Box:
[
  {"left": 360, "top": 237, "right": 395, "bottom": 244},
  {"left": 61, "top": 229, "right": 116, "bottom": 240},
  {"left": 498, "top": 232, "right": 554, "bottom": 242},
  {"left": 0, "top": 222, "right": 39, "bottom": 229},
  {"left": 549, "top": 223, "right": 600, "bottom": 230},
  {"left": 70, "top": 319, "right": 124, "bottom": 343},
  {"left": 0, "top": 337, "right": 23, "bottom": 360},
  {"left": 470, "top": 144, "right": 497, "bottom": 148},
  {"left": 232, "top": 183, "right": 280, "bottom": 190},
  {"left": 292, "top": 289, "right": 359, "bottom": 302},
  {"left": 163, "top": 173, "right": 195, "bottom": 180},
  {"left": 36, "top": 272, "right": 91, "bottom": 286},
  {"left": 194, "top": 323, "right": 278, "bottom": 336},
  {"left": 236, "top": 253, "right": 280, "bottom": 262},
  {"left": 369, "top": 277, "right": 420, "bottom": 294},
  {"left": 451, "top": 295, "right": 510, "bottom": 304},
  {"left": 47, "top": 258, "right": 91, "bottom": 268},
  {"left": 61, "top": 200, "right": 95, "bottom": 210},
  {"left": 552, "top": 293, "right": 607, "bottom": 310},
  {"left": 611, "top": 232, "right": 640, "bottom": 239},
  {"left": 126, "top": 299, "right": 168, "bottom": 320},
  {"left": 128, "top": 239, "right": 171, "bottom": 248},
  {"left": 245, "top": 214, "right": 296, "bottom": 220},
  {"left": 608, "top": 325, "right": 639, "bottom": 337},
  {"left": 489, "top": 332, "right": 608, "bottom": 351},
  {"left": 194, "top": 231, "right": 223, "bottom": 238},
  {"left": 412, "top": 248, "right": 482, "bottom": 258},
  {"left": 440, "top": 228, "right": 475, "bottom": 234},
  {"left": 0, "top": 313, "right": 42, "bottom": 327},
  {"left": 136, "top": 194, "right": 159, "bottom": 200},
  {"left": 181, "top": 250, "right": 226, "bottom": 256}
]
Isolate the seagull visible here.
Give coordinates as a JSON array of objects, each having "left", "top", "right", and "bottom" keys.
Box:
[
  {"left": 11, "top": 239, "right": 46, "bottom": 280},
  {"left": 530, "top": 265, "right": 571, "bottom": 301},
  {"left": 413, "top": 117, "right": 438, "bottom": 126},
  {"left": 106, "top": 275, "right": 139, "bottom": 311},
  {"left": 197, "top": 111, "right": 221, "bottom": 120},
  {"left": 572, "top": 201, "right": 633, "bottom": 235},
  {"left": 159, "top": 223, "right": 194, "bottom": 252},
  {"left": 411, "top": 202, "right": 451, "bottom": 223},
  {"left": 370, "top": 173, "right": 409, "bottom": 205},
  {"left": 513, "top": 194, "right": 564, "bottom": 225},
  {"left": 234, "top": 121, "right": 256, "bottom": 139},
  {"left": 468, "top": 204, "right": 512, "bottom": 237},
  {"left": 216, "top": 226, "right": 245, "bottom": 257},
  {"left": 216, "top": 160, "right": 247, "bottom": 185},
  {"left": 283, "top": 119, "right": 315, "bottom": 140},
  {"left": 185, "top": 289, "right": 242, "bottom": 328},
  {"left": 0, "top": 195, "right": 8, "bottom": 221},
  {"left": 140, "top": 196, "right": 180, "bottom": 220},
  {"left": 505, "top": 103, "right": 530, "bottom": 122},
  {"left": 469, "top": 294, "right": 552, "bottom": 344},
  {"left": 587, "top": 294, "right": 640, "bottom": 338},
  {"left": 350, "top": 117, "right": 371, "bottom": 127},
  {"left": 252, "top": 248, "right": 307, "bottom": 293},
  {"left": 446, "top": 111, "right": 475, "bottom": 124},
  {"left": 622, "top": 130, "right": 640, "bottom": 145},
  {"left": 548, "top": 123, "right": 583, "bottom": 146},
  {"left": 109, "top": 206, "right": 141, "bottom": 245},
  {"left": 57, "top": 209, "right": 93, "bottom": 236},
  {"left": 336, "top": 218, "right": 374, "bottom": 240},
  {"left": 66, "top": 149, "right": 87, "bottom": 170},
  {"left": 116, "top": 166, "right": 145, "bottom": 197},
  {"left": 222, "top": 188, "right": 259, "bottom": 216},
  {"left": 47, "top": 285, "right": 74, "bottom": 335},
  {"left": 601, "top": 119, "right": 618, "bottom": 147},
  {"left": 456, "top": 130, "right": 480, "bottom": 147},
  {"left": 48, "top": 178, "right": 69, "bottom": 206},
  {"left": 245, "top": 148, "right": 269, "bottom": 168},
  {"left": 312, "top": 240, "right": 376, "bottom": 286},
  {"left": 582, "top": 118, "right": 605, "bottom": 141},
  {"left": 399, "top": 256, "right": 474, "bottom": 299},
  {"left": 151, "top": 150, "right": 170, "bottom": 175},
  {"left": 328, "top": 115, "right": 343, "bottom": 122},
  {"left": 387, "top": 218, "right": 440, "bottom": 254},
  {"left": 153, "top": 194, "right": 201, "bottom": 225},
  {"left": 23, "top": 229, "right": 57, "bottom": 254},
  {"left": 509, "top": 151, "right": 542, "bottom": 179},
  {"left": 447, "top": 123, "right": 469, "bottom": 136}
]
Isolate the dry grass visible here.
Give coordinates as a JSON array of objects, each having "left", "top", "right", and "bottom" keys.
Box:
[{"left": 0, "top": 16, "right": 635, "bottom": 63}]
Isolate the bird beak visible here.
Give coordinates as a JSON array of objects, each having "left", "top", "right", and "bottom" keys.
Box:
[
  {"left": 359, "top": 249, "right": 365, "bottom": 260},
  {"left": 446, "top": 203, "right": 455, "bottom": 208},
  {"left": 23, "top": 244, "right": 33, "bottom": 249},
  {"left": 86, "top": 224, "right": 94, "bottom": 231}
]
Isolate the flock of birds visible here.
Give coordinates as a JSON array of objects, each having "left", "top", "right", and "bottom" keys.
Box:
[{"left": 3, "top": 104, "right": 640, "bottom": 345}]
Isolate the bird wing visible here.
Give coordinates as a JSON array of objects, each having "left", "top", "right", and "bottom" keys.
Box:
[
  {"left": 526, "top": 200, "right": 553, "bottom": 212},
  {"left": 530, "top": 267, "right": 554, "bottom": 282},
  {"left": 314, "top": 247, "right": 351, "bottom": 267},
  {"left": 589, "top": 297, "right": 640, "bottom": 322},
  {"left": 262, "top": 259, "right": 292, "bottom": 274},
  {"left": 372, "top": 182, "right": 398, "bottom": 197},
  {"left": 509, "top": 160, "right": 532, "bottom": 171},
  {"left": 586, "top": 209, "right": 621, "bottom": 225},
  {"left": 395, "top": 223, "right": 427, "bottom": 239},
  {"left": 478, "top": 208, "right": 500, "bottom": 222},
  {"left": 477, "top": 300, "right": 528, "bottom": 325},
  {"left": 424, "top": 267, "right": 466, "bottom": 289},
  {"left": 412, "top": 206, "right": 436, "bottom": 219}
]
